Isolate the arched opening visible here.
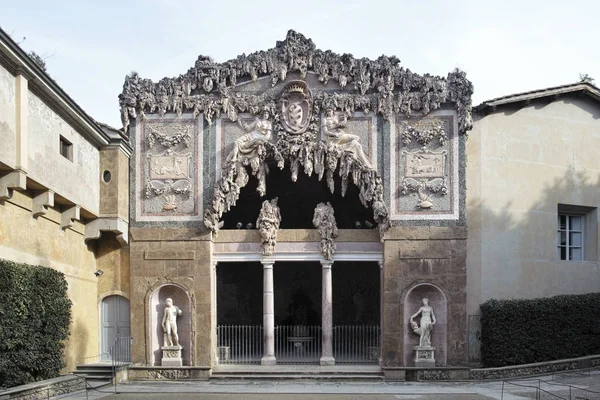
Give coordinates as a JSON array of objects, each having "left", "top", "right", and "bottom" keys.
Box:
[
  {"left": 150, "top": 284, "right": 192, "bottom": 366},
  {"left": 403, "top": 283, "right": 448, "bottom": 366},
  {"left": 100, "top": 295, "right": 130, "bottom": 361},
  {"left": 221, "top": 163, "right": 376, "bottom": 230}
]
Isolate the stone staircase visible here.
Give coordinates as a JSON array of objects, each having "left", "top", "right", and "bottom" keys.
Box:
[
  {"left": 74, "top": 363, "right": 114, "bottom": 388},
  {"left": 211, "top": 365, "right": 384, "bottom": 381}
]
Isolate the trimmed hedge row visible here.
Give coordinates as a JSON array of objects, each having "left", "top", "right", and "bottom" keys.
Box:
[
  {"left": 480, "top": 293, "right": 600, "bottom": 368},
  {"left": 0, "top": 260, "right": 72, "bottom": 389}
]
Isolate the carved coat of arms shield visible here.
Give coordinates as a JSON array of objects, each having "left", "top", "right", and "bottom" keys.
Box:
[{"left": 279, "top": 80, "right": 312, "bottom": 134}]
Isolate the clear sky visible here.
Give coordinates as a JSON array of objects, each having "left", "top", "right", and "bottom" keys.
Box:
[{"left": 2, "top": 0, "right": 599, "bottom": 128}]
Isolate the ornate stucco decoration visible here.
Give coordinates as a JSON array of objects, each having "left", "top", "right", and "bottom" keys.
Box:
[
  {"left": 312, "top": 202, "right": 338, "bottom": 260},
  {"left": 401, "top": 120, "right": 447, "bottom": 146},
  {"left": 119, "top": 30, "right": 473, "bottom": 135},
  {"left": 400, "top": 146, "right": 448, "bottom": 210},
  {"left": 147, "top": 124, "right": 191, "bottom": 149},
  {"left": 280, "top": 80, "right": 312, "bottom": 135},
  {"left": 256, "top": 198, "right": 281, "bottom": 256}
]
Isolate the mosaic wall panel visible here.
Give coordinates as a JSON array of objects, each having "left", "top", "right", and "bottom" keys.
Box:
[
  {"left": 390, "top": 110, "right": 459, "bottom": 221},
  {"left": 135, "top": 116, "right": 203, "bottom": 222}
]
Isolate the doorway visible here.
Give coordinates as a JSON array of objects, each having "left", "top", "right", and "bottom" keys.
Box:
[{"left": 100, "top": 295, "right": 130, "bottom": 361}]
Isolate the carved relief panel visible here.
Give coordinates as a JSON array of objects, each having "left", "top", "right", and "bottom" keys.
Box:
[
  {"left": 391, "top": 111, "right": 459, "bottom": 220},
  {"left": 135, "top": 116, "right": 202, "bottom": 222}
]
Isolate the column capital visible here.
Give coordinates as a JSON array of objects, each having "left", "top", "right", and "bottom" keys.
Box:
[
  {"left": 378, "top": 260, "right": 383, "bottom": 269},
  {"left": 261, "top": 260, "right": 275, "bottom": 268},
  {"left": 320, "top": 260, "right": 334, "bottom": 268}
]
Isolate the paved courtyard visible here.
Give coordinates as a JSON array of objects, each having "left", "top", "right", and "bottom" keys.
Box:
[{"left": 54, "top": 369, "right": 600, "bottom": 400}]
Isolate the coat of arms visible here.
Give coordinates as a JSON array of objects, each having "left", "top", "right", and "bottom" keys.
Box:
[{"left": 279, "top": 80, "right": 312, "bottom": 134}]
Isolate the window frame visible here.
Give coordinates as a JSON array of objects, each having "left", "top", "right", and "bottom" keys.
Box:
[
  {"left": 557, "top": 214, "right": 584, "bottom": 261},
  {"left": 59, "top": 135, "right": 73, "bottom": 161}
]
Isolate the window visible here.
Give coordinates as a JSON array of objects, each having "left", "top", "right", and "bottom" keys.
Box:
[
  {"left": 59, "top": 136, "right": 73, "bottom": 161},
  {"left": 558, "top": 214, "right": 583, "bottom": 260},
  {"left": 557, "top": 204, "right": 598, "bottom": 262}
]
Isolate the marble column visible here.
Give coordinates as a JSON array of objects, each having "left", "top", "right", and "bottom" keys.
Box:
[
  {"left": 261, "top": 261, "right": 276, "bottom": 365},
  {"left": 320, "top": 260, "right": 335, "bottom": 366}
]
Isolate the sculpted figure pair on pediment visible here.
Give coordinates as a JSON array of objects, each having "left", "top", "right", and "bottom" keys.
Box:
[{"left": 226, "top": 80, "right": 373, "bottom": 171}]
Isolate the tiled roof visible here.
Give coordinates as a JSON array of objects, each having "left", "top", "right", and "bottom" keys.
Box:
[{"left": 475, "top": 82, "right": 600, "bottom": 113}]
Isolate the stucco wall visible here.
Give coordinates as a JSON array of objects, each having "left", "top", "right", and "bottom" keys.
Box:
[
  {"left": 0, "top": 63, "right": 16, "bottom": 167},
  {"left": 467, "top": 96, "right": 600, "bottom": 315},
  {"left": 0, "top": 191, "right": 100, "bottom": 372},
  {"left": 27, "top": 92, "right": 99, "bottom": 214}
]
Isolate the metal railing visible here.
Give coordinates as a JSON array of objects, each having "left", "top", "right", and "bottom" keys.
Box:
[
  {"left": 216, "top": 325, "right": 381, "bottom": 365},
  {"left": 500, "top": 368, "right": 600, "bottom": 400},
  {"left": 110, "top": 336, "right": 132, "bottom": 394},
  {"left": 217, "top": 325, "right": 263, "bottom": 364},
  {"left": 275, "top": 325, "right": 322, "bottom": 364},
  {"left": 333, "top": 325, "right": 380, "bottom": 364}
]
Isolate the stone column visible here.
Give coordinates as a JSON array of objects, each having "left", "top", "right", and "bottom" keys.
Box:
[
  {"left": 261, "top": 261, "right": 276, "bottom": 365},
  {"left": 320, "top": 260, "right": 335, "bottom": 366},
  {"left": 378, "top": 260, "right": 383, "bottom": 366}
]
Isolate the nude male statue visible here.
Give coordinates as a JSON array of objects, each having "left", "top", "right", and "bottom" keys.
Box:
[{"left": 162, "top": 298, "right": 182, "bottom": 347}]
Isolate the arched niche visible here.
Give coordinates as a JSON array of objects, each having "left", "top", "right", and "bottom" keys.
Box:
[
  {"left": 403, "top": 283, "right": 447, "bottom": 366},
  {"left": 150, "top": 284, "right": 192, "bottom": 366}
]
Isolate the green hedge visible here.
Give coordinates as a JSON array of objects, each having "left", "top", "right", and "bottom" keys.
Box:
[
  {"left": 480, "top": 293, "right": 600, "bottom": 368},
  {"left": 0, "top": 260, "right": 72, "bottom": 389}
]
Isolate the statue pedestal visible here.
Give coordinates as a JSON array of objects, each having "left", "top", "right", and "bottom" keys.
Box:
[
  {"left": 161, "top": 345, "right": 183, "bottom": 367},
  {"left": 414, "top": 346, "right": 435, "bottom": 367}
]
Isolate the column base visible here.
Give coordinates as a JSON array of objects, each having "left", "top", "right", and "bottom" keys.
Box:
[
  {"left": 261, "top": 355, "right": 277, "bottom": 366},
  {"left": 320, "top": 356, "right": 335, "bottom": 366}
]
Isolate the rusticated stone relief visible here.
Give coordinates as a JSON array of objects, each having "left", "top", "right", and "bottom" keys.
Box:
[
  {"left": 256, "top": 198, "right": 281, "bottom": 256},
  {"left": 137, "top": 117, "right": 201, "bottom": 221},
  {"left": 393, "top": 113, "right": 458, "bottom": 220},
  {"left": 119, "top": 31, "right": 473, "bottom": 136},
  {"left": 312, "top": 202, "right": 338, "bottom": 260},
  {"left": 205, "top": 78, "right": 390, "bottom": 239},
  {"left": 122, "top": 30, "right": 472, "bottom": 227}
]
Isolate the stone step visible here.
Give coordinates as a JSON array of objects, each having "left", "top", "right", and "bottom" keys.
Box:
[{"left": 211, "top": 373, "right": 383, "bottom": 381}]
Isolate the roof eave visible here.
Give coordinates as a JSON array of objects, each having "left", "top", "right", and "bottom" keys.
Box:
[{"left": 0, "top": 27, "right": 110, "bottom": 148}]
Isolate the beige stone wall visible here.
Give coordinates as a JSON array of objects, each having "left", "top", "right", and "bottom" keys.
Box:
[
  {"left": 467, "top": 97, "right": 600, "bottom": 315},
  {"left": 0, "top": 191, "right": 100, "bottom": 372},
  {"left": 129, "top": 228, "right": 213, "bottom": 367},
  {"left": 382, "top": 227, "right": 467, "bottom": 367},
  {"left": 27, "top": 91, "right": 100, "bottom": 214},
  {"left": 0, "top": 63, "right": 16, "bottom": 167},
  {"left": 100, "top": 148, "right": 129, "bottom": 221}
]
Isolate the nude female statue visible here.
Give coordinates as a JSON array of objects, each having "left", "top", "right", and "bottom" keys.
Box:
[
  {"left": 410, "top": 298, "right": 436, "bottom": 347},
  {"left": 227, "top": 111, "right": 272, "bottom": 163},
  {"left": 323, "top": 109, "right": 373, "bottom": 169}
]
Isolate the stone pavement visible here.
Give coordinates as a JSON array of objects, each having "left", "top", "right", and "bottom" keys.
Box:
[{"left": 55, "top": 369, "right": 600, "bottom": 400}]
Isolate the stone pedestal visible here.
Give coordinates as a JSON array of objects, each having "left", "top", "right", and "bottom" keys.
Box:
[
  {"left": 414, "top": 346, "right": 435, "bottom": 367},
  {"left": 161, "top": 345, "right": 183, "bottom": 367}
]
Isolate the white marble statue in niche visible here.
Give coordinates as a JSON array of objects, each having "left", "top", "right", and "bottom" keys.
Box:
[
  {"left": 227, "top": 111, "right": 272, "bottom": 163},
  {"left": 162, "top": 298, "right": 183, "bottom": 347},
  {"left": 410, "top": 298, "right": 436, "bottom": 347},
  {"left": 323, "top": 109, "right": 373, "bottom": 169}
]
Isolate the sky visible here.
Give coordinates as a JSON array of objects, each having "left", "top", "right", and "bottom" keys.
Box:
[{"left": 2, "top": 0, "right": 600, "bottom": 128}]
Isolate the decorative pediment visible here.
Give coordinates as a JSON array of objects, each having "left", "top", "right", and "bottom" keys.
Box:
[{"left": 119, "top": 30, "right": 473, "bottom": 135}]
